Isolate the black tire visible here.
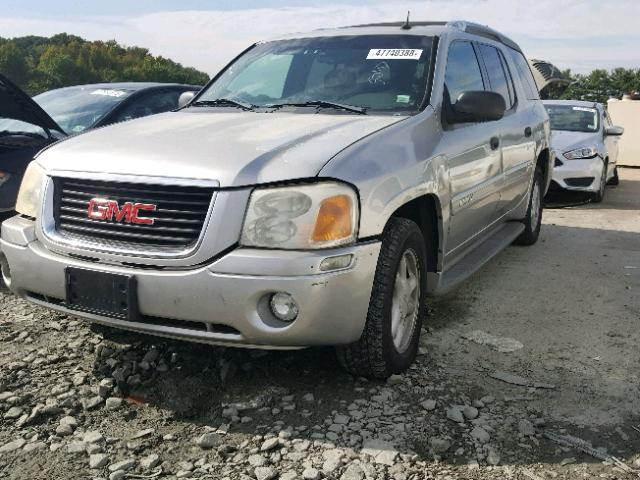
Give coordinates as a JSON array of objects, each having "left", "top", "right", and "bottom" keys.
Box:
[
  {"left": 607, "top": 166, "right": 619, "bottom": 186},
  {"left": 514, "top": 167, "right": 544, "bottom": 246},
  {"left": 336, "top": 217, "right": 427, "bottom": 379},
  {"left": 591, "top": 161, "right": 608, "bottom": 203}
]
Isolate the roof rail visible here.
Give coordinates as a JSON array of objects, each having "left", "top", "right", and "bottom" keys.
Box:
[
  {"left": 337, "top": 20, "right": 522, "bottom": 53},
  {"left": 445, "top": 20, "right": 522, "bottom": 52},
  {"left": 340, "top": 21, "right": 447, "bottom": 29}
]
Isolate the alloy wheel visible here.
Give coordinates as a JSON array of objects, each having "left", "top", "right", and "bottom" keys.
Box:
[{"left": 391, "top": 249, "right": 421, "bottom": 353}]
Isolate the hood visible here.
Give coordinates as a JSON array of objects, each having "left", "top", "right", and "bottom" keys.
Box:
[
  {"left": 36, "top": 109, "right": 404, "bottom": 187},
  {"left": 0, "top": 74, "right": 64, "bottom": 134},
  {"left": 550, "top": 130, "right": 600, "bottom": 155}
]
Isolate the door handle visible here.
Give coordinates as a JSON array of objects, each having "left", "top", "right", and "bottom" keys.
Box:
[
  {"left": 490, "top": 137, "right": 500, "bottom": 150},
  {"left": 524, "top": 126, "right": 532, "bottom": 137}
]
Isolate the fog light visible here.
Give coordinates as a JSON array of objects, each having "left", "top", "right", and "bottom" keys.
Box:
[
  {"left": 319, "top": 254, "right": 353, "bottom": 272},
  {"left": 269, "top": 292, "right": 299, "bottom": 322}
]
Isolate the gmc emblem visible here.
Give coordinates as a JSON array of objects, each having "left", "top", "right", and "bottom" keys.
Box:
[{"left": 87, "top": 198, "right": 157, "bottom": 225}]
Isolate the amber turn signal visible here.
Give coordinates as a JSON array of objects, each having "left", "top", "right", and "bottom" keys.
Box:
[{"left": 311, "top": 194, "right": 354, "bottom": 243}]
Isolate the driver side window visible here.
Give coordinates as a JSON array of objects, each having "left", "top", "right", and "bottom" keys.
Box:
[{"left": 444, "top": 41, "right": 485, "bottom": 103}]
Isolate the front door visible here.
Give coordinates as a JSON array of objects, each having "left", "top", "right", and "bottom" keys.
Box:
[
  {"left": 441, "top": 41, "right": 503, "bottom": 253},
  {"left": 603, "top": 108, "right": 620, "bottom": 175}
]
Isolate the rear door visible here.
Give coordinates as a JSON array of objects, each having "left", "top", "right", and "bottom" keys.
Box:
[
  {"left": 442, "top": 40, "right": 504, "bottom": 253},
  {"left": 477, "top": 43, "right": 536, "bottom": 215}
]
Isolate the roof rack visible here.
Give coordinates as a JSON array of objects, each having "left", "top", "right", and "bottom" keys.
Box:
[
  {"left": 340, "top": 20, "right": 522, "bottom": 53},
  {"left": 341, "top": 21, "right": 447, "bottom": 28}
]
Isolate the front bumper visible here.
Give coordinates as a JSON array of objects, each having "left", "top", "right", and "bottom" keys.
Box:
[
  {"left": 550, "top": 156, "right": 604, "bottom": 193},
  {"left": 1, "top": 216, "right": 381, "bottom": 349}
]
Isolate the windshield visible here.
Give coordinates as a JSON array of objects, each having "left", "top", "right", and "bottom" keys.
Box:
[
  {"left": 196, "top": 35, "right": 435, "bottom": 113},
  {"left": 34, "top": 86, "right": 135, "bottom": 133},
  {"left": 545, "top": 104, "right": 600, "bottom": 133}
]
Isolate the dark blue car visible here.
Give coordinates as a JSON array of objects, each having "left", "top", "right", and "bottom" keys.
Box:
[{"left": 0, "top": 76, "right": 200, "bottom": 211}]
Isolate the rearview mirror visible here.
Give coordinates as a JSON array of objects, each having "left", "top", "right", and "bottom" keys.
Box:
[
  {"left": 178, "top": 91, "right": 196, "bottom": 108},
  {"left": 451, "top": 91, "right": 506, "bottom": 123},
  {"left": 605, "top": 125, "right": 624, "bottom": 136}
]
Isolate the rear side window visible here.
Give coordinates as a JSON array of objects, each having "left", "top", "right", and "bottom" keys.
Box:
[
  {"left": 444, "top": 41, "right": 485, "bottom": 102},
  {"left": 478, "top": 44, "right": 515, "bottom": 109},
  {"left": 509, "top": 50, "right": 540, "bottom": 100}
]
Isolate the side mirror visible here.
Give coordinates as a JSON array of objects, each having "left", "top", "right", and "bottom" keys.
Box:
[
  {"left": 451, "top": 91, "right": 506, "bottom": 123},
  {"left": 178, "top": 91, "right": 196, "bottom": 108},
  {"left": 605, "top": 125, "right": 624, "bottom": 136}
]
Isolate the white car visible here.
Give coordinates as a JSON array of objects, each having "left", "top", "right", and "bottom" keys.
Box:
[{"left": 544, "top": 100, "right": 624, "bottom": 202}]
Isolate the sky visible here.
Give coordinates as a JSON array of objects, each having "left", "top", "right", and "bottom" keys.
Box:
[{"left": 1, "top": 0, "right": 639, "bottom": 75}]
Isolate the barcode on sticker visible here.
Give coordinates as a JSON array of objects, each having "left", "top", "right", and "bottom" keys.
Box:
[{"left": 367, "top": 49, "right": 423, "bottom": 60}]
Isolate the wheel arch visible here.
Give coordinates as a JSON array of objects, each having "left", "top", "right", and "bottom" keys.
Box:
[{"left": 387, "top": 194, "right": 443, "bottom": 273}]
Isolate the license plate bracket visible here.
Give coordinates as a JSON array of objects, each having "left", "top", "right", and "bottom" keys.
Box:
[{"left": 65, "top": 267, "right": 138, "bottom": 321}]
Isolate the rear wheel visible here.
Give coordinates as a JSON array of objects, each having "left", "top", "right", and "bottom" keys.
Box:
[
  {"left": 336, "top": 217, "right": 427, "bottom": 379},
  {"left": 591, "top": 161, "right": 608, "bottom": 203},
  {"left": 514, "top": 167, "right": 543, "bottom": 246}
]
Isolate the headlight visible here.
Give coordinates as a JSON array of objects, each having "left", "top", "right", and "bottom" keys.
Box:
[
  {"left": 15, "top": 162, "right": 46, "bottom": 218},
  {"left": 563, "top": 147, "right": 598, "bottom": 160},
  {"left": 240, "top": 182, "right": 359, "bottom": 249}
]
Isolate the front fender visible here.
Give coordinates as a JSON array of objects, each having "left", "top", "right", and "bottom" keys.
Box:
[{"left": 319, "top": 106, "right": 449, "bottom": 247}]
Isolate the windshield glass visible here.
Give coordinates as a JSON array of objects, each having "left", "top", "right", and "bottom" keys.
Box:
[
  {"left": 197, "top": 35, "right": 434, "bottom": 113},
  {"left": 34, "top": 86, "right": 135, "bottom": 133},
  {"left": 545, "top": 105, "right": 599, "bottom": 133}
]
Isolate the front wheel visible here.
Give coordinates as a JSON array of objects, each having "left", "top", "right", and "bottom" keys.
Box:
[
  {"left": 514, "top": 167, "right": 543, "bottom": 246},
  {"left": 336, "top": 217, "right": 427, "bottom": 379},
  {"left": 607, "top": 166, "right": 619, "bottom": 186}
]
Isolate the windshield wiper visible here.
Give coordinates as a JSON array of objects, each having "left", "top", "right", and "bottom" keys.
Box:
[
  {"left": 267, "top": 101, "right": 367, "bottom": 115},
  {"left": 190, "top": 98, "right": 255, "bottom": 111}
]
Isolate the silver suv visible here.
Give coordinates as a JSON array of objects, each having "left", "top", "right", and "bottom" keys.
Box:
[{"left": 1, "top": 21, "right": 552, "bottom": 378}]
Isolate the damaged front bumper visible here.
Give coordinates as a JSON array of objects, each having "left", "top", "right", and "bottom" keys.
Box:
[{"left": 1, "top": 215, "right": 381, "bottom": 349}]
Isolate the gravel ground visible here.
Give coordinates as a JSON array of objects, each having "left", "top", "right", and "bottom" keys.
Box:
[{"left": 0, "top": 168, "right": 639, "bottom": 480}]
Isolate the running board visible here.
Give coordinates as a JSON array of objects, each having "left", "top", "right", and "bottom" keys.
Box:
[{"left": 431, "top": 222, "right": 525, "bottom": 295}]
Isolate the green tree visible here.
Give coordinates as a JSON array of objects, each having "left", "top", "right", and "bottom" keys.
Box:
[
  {"left": 553, "top": 68, "right": 640, "bottom": 103},
  {"left": 0, "top": 34, "right": 209, "bottom": 95},
  {"left": 0, "top": 42, "right": 29, "bottom": 85}
]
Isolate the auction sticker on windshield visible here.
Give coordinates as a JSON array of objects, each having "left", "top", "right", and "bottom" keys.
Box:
[
  {"left": 90, "top": 89, "right": 127, "bottom": 98},
  {"left": 367, "top": 49, "right": 422, "bottom": 60}
]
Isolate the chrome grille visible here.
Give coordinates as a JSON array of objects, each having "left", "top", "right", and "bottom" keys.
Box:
[{"left": 53, "top": 178, "right": 215, "bottom": 249}]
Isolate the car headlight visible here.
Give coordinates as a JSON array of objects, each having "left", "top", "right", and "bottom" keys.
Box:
[
  {"left": 563, "top": 146, "right": 598, "bottom": 160},
  {"left": 240, "top": 182, "right": 359, "bottom": 249},
  {"left": 15, "top": 162, "right": 46, "bottom": 218}
]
